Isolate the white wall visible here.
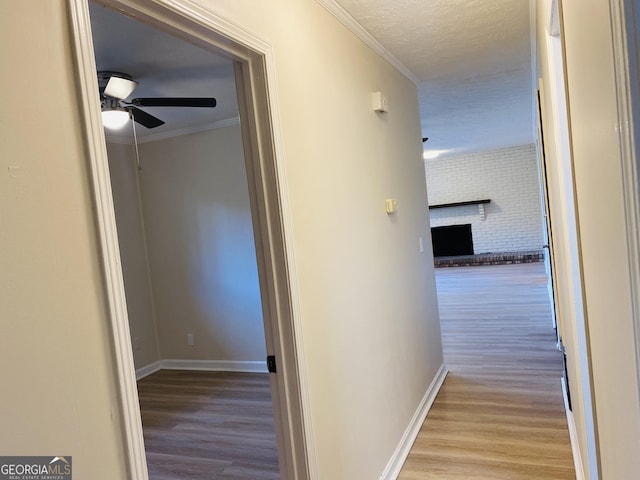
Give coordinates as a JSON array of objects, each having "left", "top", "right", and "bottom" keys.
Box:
[
  {"left": 426, "top": 144, "right": 545, "bottom": 253},
  {"left": 0, "top": 1, "right": 127, "bottom": 477},
  {"left": 560, "top": 0, "right": 640, "bottom": 477},
  {"left": 2, "top": 1, "right": 444, "bottom": 479},
  {"left": 136, "top": 126, "right": 267, "bottom": 363},
  {"left": 106, "top": 142, "right": 161, "bottom": 370}
]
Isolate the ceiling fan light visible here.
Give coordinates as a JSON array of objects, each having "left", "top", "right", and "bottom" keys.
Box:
[
  {"left": 102, "top": 109, "right": 130, "bottom": 129},
  {"left": 104, "top": 75, "right": 138, "bottom": 100},
  {"left": 423, "top": 149, "right": 450, "bottom": 160}
]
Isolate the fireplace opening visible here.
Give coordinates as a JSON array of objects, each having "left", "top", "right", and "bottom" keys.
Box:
[{"left": 431, "top": 224, "right": 473, "bottom": 257}]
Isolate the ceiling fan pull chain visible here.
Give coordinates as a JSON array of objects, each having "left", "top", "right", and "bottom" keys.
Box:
[{"left": 132, "top": 116, "right": 142, "bottom": 171}]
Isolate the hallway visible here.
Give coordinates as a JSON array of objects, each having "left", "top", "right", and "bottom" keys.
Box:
[{"left": 399, "top": 263, "right": 575, "bottom": 479}]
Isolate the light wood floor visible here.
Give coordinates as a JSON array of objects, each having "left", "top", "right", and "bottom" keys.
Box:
[
  {"left": 138, "top": 370, "right": 279, "bottom": 480},
  {"left": 138, "top": 263, "right": 574, "bottom": 480},
  {"left": 399, "top": 263, "right": 576, "bottom": 479}
]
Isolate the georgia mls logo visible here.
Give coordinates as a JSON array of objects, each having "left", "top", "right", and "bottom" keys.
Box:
[{"left": 0, "top": 456, "right": 72, "bottom": 480}]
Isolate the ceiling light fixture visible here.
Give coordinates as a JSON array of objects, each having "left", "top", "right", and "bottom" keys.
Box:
[
  {"left": 101, "top": 107, "right": 130, "bottom": 129},
  {"left": 423, "top": 149, "right": 450, "bottom": 160}
]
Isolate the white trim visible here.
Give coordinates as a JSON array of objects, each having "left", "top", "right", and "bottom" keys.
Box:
[
  {"left": 104, "top": 116, "right": 241, "bottom": 145},
  {"left": 562, "top": 377, "right": 586, "bottom": 480},
  {"left": 137, "top": 116, "right": 240, "bottom": 143},
  {"left": 161, "top": 359, "right": 268, "bottom": 373},
  {"left": 315, "top": 0, "right": 419, "bottom": 86},
  {"left": 130, "top": 0, "right": 272, "bottom": 53},
  {"left": 259, "top": 49, "right": 320, "bottom": 480},
  {"left": 541, "top": 20, "right": 601, "bottom": 478},
  {"left": 546, "top": 0, "right": 560, "bottom": 36},
  {"left": 135, "top": 360, "right": 163, "bottom": 380},
  {"left": 136, "top": 359, "right": 268, "bottom": 379},
  {"left": 67, "top": 1, "right": 149, "bottom": 479},
  {"left": 379, "top": 364, "right": 448, "bottom": 480},
  {"left": 610, "top": 0, "right": 640, "bottom": 422}
]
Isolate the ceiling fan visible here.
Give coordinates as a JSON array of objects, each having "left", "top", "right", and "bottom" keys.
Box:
[{"left": 98, "top": 71, "right": 217, "bottom": 129}]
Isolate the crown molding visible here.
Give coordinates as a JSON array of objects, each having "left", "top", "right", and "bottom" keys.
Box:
[
  {"left": 104, "top": 116, "right": 241, "bottom": 145},
  {"left": 315, "top": 0, "right": 419, "bottom": 86}
]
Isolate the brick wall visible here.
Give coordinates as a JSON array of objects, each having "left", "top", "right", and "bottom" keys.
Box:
[{"left": 425, "top": 144, "right": 544, "bottom": 254}]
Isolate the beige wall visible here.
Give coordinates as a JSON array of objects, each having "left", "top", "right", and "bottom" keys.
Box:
[
  {"left": 107, "top": 126, "right": 266, "bottom": 369},
  {"left": 0, "top": 1, "right": 127, "bottom": 478},
  {"left": 107, "top": 142, "right": 161, "bottom": 369},
  {"left": 135, "top": 126, "right": 266, "bottom": 363},
  {"left": 201, "top": 3, "right": 443, "bottom": 478},
  {"left": 2, "top": 0, "right": 443, "bottom": 479},
  {"left": 560, "top": 0, "right": 640, "bottom": 477},
  {"left": 200, "top": 3, "right": 444, "bottom": 478}
]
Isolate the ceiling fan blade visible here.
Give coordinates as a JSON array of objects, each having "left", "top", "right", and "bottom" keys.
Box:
[
  {"left": 130, "top": 107, "right": 165, "bottom": 129},
  {"left": 132, "top": 97, "right": 217, "bottom": 108}
]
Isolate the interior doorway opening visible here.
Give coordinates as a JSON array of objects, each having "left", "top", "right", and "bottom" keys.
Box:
[
  {"left": 90, "top": 3, "right": 280, "bottom": 478},
  {"left": 98, "top": 49, "right": 280, "bottom": 480},
  {"left": 68, "top": 1, "right": 313, "bottom": 478}
]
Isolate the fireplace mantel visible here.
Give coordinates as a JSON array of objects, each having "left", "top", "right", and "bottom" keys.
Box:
[
  {"left": 428, "top": 199, "right": 491, "bottom": 209},
  {"left": 428, "top": 199, "right": 491, "bottom": 221}
]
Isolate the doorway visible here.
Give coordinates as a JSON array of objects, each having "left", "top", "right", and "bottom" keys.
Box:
[
  {"left": 100, "top": 51, "right": 277, "bottom": 476},
  {"left": 68, "top": 0, "right": 312, "bottom": 478}
]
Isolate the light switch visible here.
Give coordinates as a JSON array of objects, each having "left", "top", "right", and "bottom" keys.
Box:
[
  {"left": 385, "top": 198, "right": 398, "bottom": 214},
  {"left": 419, "top": 236, "right": 425, "bottom": 253}
]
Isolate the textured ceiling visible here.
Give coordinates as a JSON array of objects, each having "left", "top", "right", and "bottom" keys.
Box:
[
  {"left": 89, "top": 1, "right": 534, "bottom": 154},
  {"left": 335, "top": 0, "right": 534, "bottom": 158}
]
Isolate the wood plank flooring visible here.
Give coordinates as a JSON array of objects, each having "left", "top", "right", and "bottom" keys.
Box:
[
  {"left": 399, "top": 263, "right": 576, "bottom": 479},
  {"left": 138, "top": 263, "right": 574, "bottom": 480},
  {"left": 137, "top": 370, "right": 279, "bottom": 480}
]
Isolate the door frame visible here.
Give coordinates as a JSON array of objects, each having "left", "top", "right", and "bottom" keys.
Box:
[
  {"left": 610, "top": 0, "right": 640, "bottom": 421},
  {"left": 66, "top": 1, "right": 316, "bottom": 478},
  {"left": 535, "top": 85, "right": 560, "bottom": 335}
]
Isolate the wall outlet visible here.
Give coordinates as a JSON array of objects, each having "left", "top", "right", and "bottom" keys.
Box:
[
  {"left": 133, "top": 336, "right": 141, "bottom": 351},
  {"left": 186, "top": 333, "right": 194, "bottom": 346}
]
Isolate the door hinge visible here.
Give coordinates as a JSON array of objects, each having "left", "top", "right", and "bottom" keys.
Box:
[{"left": 267, "top": 355, "right": 277, "bottom": 373}]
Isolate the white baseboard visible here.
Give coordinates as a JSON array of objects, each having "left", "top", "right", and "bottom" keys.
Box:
[
  {"left": 136, "top": 359, "right": 268, "bottom": 379},
  {"left": 561, "top": 377, "right": 586, "bottom": 480},
  {"left": 135, "top": 360, "right": 163, "bottom": 380},
  {"left": 379, "top": 363, "right": 449, "bottom": 480},
  {"left": 161, "top": 359, "right": 268, "bottom": 373}
]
